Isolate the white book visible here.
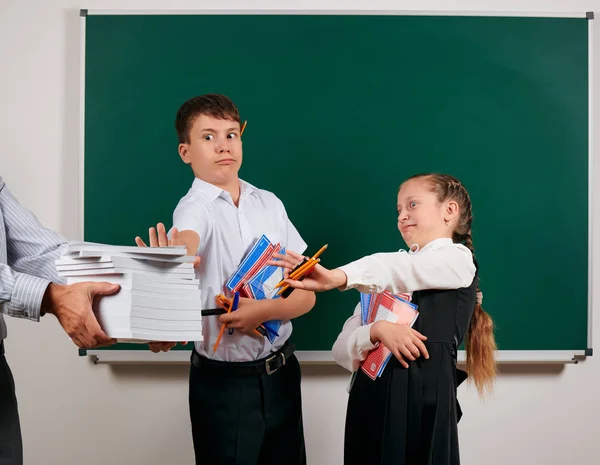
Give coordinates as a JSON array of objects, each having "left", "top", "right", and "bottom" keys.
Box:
[
  {"left": 96, "top": 315, "right": 131, "bottom": 331},
  {"left": 131, "top": 294, "right": 201, "bottom": 311},
  {"left": 76, "top": 251, "right": 196, "bottom": 263},
  {"left": 108, "top": 330, "right": 134, "bottom": 339},
  {"left": 64, "top": 241, "right": 187, "bottom": 256},
  {"left": 130, "top": 318, "right": 203, "bottom": 331},
  {"left": 66, "top": 274, "right": 200, "bottom": 288},
  {"left": 128, "top": 283, "right": 201, "bottom": 295},
  {"left": 130, "top": 308, "right": 202, "bottom": 321},
  {"left": 57, "top": 255, "right": 193, "bottom": 271},
  {"left": 93, "top": 290, "right": 202, "bottom": 314},
  {"left": 131, "top": 330, "right": 202, "bottom": 342},
  {"left": 128, "top": 288, "right": 201, "bottom": 300},
  {"left": 56, "top": 261, "right": 193, "bottom": 275},
  {"left": 59, "top": 267, "right": 195, "bottom": 280},
  {"left": 97, "top": 312, "right": 202, "bottom": 336}
]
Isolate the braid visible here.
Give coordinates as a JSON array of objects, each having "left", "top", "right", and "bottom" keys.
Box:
[
  {"left": 462, "top": 233, "right": 474, "bottom": 254},
  {"left": 407, "top": 173, "right": 497, "bottom": 396}
]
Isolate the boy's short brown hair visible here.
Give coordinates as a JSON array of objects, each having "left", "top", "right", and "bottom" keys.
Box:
[{"left": 175, "top": 94, "right": 241, "bottom": 144}]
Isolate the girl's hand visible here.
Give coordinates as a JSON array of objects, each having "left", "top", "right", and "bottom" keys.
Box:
[
  {"left": 268, "top": 250, "right": 347, "bottom": 292},
  {"left": 371, "top": 321, "right": 429, "bottom": 368}
]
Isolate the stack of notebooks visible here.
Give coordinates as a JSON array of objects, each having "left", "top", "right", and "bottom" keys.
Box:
[
  {"left": 222, "top": 234, "right": 286, "bottom": 343},
  {"left": 359, "top": 291, "right": 419, "bottom": 380},
  {"left": 56, "top": 241, "right": 202, "bottom": 342}
]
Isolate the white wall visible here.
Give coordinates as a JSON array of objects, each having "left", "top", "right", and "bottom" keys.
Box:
[{"left": 1, "top": 1, "right": 600, "bottom": 464}]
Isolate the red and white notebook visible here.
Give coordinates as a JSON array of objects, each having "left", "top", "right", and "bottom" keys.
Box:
[{"left": 360, "top": 292, "right": 419, "bottom": 380}]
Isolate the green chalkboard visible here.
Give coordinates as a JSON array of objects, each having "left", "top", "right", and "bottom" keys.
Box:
[{"left": 82, "top": 13, "right": 590, "bottom": 356}]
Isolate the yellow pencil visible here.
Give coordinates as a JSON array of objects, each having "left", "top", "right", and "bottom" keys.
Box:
[
  {"left": 299, "top": 258, "right": 319, "bottom": 276},
  {"left": 274, "top": 244, "right": 328, "bottom": 289},
  {"left": 277, "top": 259, "right": 320, "bottom": 296},
  {"left": 311, "top": 244, "right": 328, "bottom": 260},
  {"left": 290, "top": 259, "right": 316, "bottom": 280},
  {"left": 213, "top": 298, "right": 233, "bottom": 353},
  {"left": 276, "top": 284, "right": 289, "bottom": 296},
  {"left": 291, "top": 244, "right": 326, "bottom": 278},
  {"left": 275, "top": 259, "right": 307, "bottom": 289},
  {"left": 240, "top": 120, "right": 247, "bottom": 136}
]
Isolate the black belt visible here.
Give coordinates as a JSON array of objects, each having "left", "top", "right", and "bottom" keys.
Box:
[{"left": 191, "top": 342, "right": 295, "bottom": 377}]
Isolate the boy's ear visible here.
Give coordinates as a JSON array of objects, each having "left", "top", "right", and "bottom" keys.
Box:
[{"left": 178, "top": 143, "right": 192, "bottom": 165}]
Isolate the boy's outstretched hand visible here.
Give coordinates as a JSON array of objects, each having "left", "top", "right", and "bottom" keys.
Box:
[
  {"left": 135, "top": 222, "right": 201, "bottom": 352},
  {"left": 268, "top": 250, "right": 348, "bottom": 292},
  {"left": 135, "top": 222, "right": 201, "bottom": 269}
]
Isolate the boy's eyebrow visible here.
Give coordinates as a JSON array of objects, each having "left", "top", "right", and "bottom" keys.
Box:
[{"left": 197, "top": 127, "right": 240, "bottom": 133}]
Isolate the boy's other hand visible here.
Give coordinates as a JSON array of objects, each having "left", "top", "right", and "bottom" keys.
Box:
[
  {"left": 135, "top": 222, "right": 201, "bottom": 268},
  {"left": 148, "top": 341, "right": 188, "bottom": 353},
  {"left": 219, "top": 298, "right": 266, "bottom": 336}
]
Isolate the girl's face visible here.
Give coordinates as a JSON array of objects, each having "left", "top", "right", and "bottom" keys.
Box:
[{"left": 397, "top": 177, "right": 458, "bottom": 249}]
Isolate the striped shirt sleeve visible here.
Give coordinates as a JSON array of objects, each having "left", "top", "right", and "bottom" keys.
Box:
[{"left": 0, "top": 178, "right": 66, "bottom": 323}]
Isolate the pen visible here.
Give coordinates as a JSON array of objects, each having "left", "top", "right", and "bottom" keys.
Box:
[
  {"left": 210, "top": 294, "right": 266, "bottom": 339},
  {"left": 228, "top": 292, "right": 240, "bottom": 335},
  {"left": 201, "top": 308, "right": 227, "bottom": 316}
]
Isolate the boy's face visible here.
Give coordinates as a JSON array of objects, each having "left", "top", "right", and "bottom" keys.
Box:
[
  {"left": 179, "top": 114, "right": 243, "bottom": 187},
  {"left": 396, "top": 178, "right": 456, "bottom": 249}
]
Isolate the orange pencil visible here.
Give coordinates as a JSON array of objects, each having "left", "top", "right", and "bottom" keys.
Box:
[
  {"left": 289, "top": 259, "right": 317, "bottom": 280},
  {"left": 310, "top": 244, "right": 328, "bottom": 261},
  {"left": 215, "top": 294, "right": 232, "bottom": 308},
  {"left": 276, "top": 283, "right": 290, "bottom": 296},
  {"left": 213, "top": 298, "right": 233, "bottom": 353},
  {"left": 290, "top": 258, "right": 320, "bottom": 280},
  {"left": 275, "top": 244, "right": 328, "bottom": 288},
  {"left": 240, "top": 120, "right": 247, "bottom": 136},
  {"left": 277, "top": 259, "right": 320, "bottom": 296},
  {"left": 275, "top": 244, "right": 328, "bottom": 295},
  {"left": 275, "top": 258, "right": 312, "bottom": 288}
]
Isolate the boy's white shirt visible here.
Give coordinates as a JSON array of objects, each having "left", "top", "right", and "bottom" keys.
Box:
[
  {"left": 332, "top": 238, "right": 476, "bottom": 372},
  {"left": 172, "top": 177, "right": 306, "bottom": 362}
]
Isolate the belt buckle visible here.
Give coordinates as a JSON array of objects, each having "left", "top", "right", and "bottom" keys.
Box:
[{"left": 265, "top": 351, "right": 286, "bottom": 375}]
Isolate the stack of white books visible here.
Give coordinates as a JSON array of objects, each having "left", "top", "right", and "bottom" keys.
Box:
[{"left": 56, "top": 241, "right": 202, "bottom": 342}]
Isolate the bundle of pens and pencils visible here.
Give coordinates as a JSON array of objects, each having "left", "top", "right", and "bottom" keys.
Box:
[
  {"left": 275, "top": 244, "right": 328, "bottom": 298},
  {"left": 211, "top": 292, "right": 277, "bottom": 353}
]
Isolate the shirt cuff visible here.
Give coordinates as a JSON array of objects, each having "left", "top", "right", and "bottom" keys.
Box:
[
  {"left": 355, "top": 323, "right": 378, "bottom": 354},
  {"left": 337, "top": 262, "right": 362, "bottom": 291},
  {"left": 7, "top": 273, "right": 50, "bottom": 322}
]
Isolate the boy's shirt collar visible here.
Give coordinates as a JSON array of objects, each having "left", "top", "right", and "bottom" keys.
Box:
[{"left": 190, "top": 177, "right": 260, "bottom": 202}]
